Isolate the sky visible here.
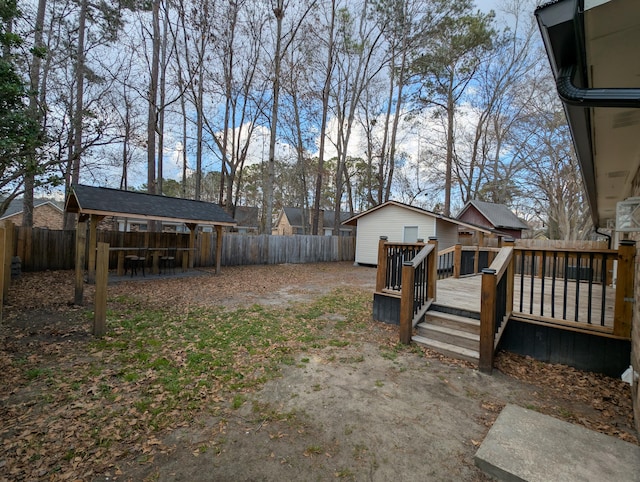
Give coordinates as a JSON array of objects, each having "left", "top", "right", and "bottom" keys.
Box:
[{"left": 45, "top": 0, "right": 544, "bottom": 203}]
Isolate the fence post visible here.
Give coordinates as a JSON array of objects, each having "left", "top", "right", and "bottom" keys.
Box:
[
  {"left": 453, "top": 244, "right": 462, "bottom": 278},
  {"left": 3, "top": 221, "right": 13, "bottom": 302},
  {"left": 399, "top": 261, "right": 415, "bottom": 345},
  {"left": 94, "top": 242, "right": 109, "bottom": 336},
  {"left": 428, "top": 237, "right": 438, "bottom": 301},
  {"left": 74, "top": 220, "right": 87, "bottom": 306},
  {"left": 613, "top": 240, "right": 635, "bottom": 338},
  {"left": 376, "top": 236, "right": 388, "bottom": 292},
  {"left": 479, "top": 268, "right": 497, "bottom": 374},
  {"left": 0, "top": 224, "right": 5, "bottom": 322},
  {"left": 215, "top": 225, "right": 223, "bottom": 274}
]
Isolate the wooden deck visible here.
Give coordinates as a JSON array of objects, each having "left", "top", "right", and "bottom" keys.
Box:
[{"left": 436, "top": 275, "right": 617, "bottom": 328}]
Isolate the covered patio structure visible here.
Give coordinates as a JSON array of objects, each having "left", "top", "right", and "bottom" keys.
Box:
[{"left": 65, "top": 184, "right": 236, "bottom": 304}]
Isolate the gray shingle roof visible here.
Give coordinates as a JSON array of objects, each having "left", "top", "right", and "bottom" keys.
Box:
[
  {"left": 1, "top": 198, "right": 64, "bottom": 218},
  {"left": 460, "top": 200, "right": 528, "bottom": 230},
  {"left": 232, "top": 206, "right": 260, "bottom": 228},
  {"left": 66, "top": 184, "right": 236, "bottom": 225},
  {"left": 282, "top": 207, "right": 353, "bottom": 229}
]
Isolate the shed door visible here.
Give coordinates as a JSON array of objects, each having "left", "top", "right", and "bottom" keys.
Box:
[{"left": 403, "top": 226, "right": 418, "bottom": 243}]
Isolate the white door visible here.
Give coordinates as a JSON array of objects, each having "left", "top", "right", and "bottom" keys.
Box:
[{"left": 403, "top": 226, "right": 418, "bottom": 243}]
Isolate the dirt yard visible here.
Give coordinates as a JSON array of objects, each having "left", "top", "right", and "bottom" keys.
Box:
[{"left": 0, "top": 262, "right": 636, "bottom": 481}]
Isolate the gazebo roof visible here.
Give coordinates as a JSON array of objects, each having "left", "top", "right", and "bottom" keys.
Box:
[{"left": 65, "top": 184, "right": 237, "bottom": 226}]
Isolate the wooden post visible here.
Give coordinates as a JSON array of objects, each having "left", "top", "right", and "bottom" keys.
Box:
[
  {"left": 503, "top": 239, "right": 515, "bottom": 315},
  {"left": 399, "top": 262, "right": 415, "bottom": 345},
  {"left": 3, "top": 221, "right": 13, "bottom": 302},
  {"left": 94, "top": 242, "right": 109, "bottom": 336},
  {"left": 87, "top": 215, "right": 99, "bottom": 284},
  {"left": 427, "top": 237, "right": 438, "bottom": 301},
  {"left": 215, "top": 225, "right": 223, "bottom": 274},
  {"left": 74, "top": 220, "right": 87, "bottom": 305},
  {"left": 478, "top": 231, "right": 485, "bottom": 248},
  {"left": 152, "top": 250, "right": 161, "bottom": 275},
  {"left": 0, "top": 224, "right": 5, "bottom": 322},
  {"left": 473, "top": 245, "right": 480, "bottom": 274},
  {"left": 186, "top": 223, "right": 197, "bottom": 268},
  {"left": 376, "top": 236, "right": 388, "bottom": 292},
  {"left": 613, "top": 240, "right": 635, "bottom": 338},
  {"left": 116, "top": 251, "right": 125, "bottom": 276},
  {"left": 479, "top": 268, "right": 497, "bottom": 374},
  {"left": 453, "top": 243, "right": 462, "bottom": 278}
]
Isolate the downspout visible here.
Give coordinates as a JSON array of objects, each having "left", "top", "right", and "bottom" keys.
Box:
[
  {"left": 557, "top": 66, "right": 640, "bottom": 108},
  {"left": 596, "top": 227, "right": 611, "bottom": 249}
]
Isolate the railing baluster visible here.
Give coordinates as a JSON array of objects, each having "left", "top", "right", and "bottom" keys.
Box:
[
  {"left": 551, "top": 251, "right": 557, "bottom": 318},
  {"left": 601, "top": 253, "right": 607, "bottom": 326},
  {"left": 574, "top": 253, "right": 581, "bottom": 322},
  {"left": 540, "top": 250, "right": 546, "bottom": 316},
  {"left": 519, "top": 251, "right": 525, "bottom": 312},
  {"left": 529, "top": 250, "right": 535, "bottom": 315},
  {"left": 587, "top": 253, "right": 595, "bottom": 324},
  {"left": 563, "top": 253, "right": 569, "bottom": 320}
]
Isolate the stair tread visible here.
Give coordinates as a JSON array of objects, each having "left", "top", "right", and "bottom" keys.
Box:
[
  {"left": 412, "top": 335, "right": 479, "bottom": 359},
  {"left": 417, "top": 323, "right": 480, "bottom": 341},
  {"left": 425, "top": 311, "right": 480, "bottom": 326}
]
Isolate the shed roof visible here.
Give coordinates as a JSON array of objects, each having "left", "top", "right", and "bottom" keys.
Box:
[
  {"left": 65, "top": 184, "right": 236, "bottom": 226},
  {"left": 342, "top": 200, "right": 494, "bottom": 234},
  {"left": 457, "top": 200, "right": 529, "bottom": 231}
]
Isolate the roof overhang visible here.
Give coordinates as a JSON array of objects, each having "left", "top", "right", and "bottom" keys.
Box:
[{"left": 535, "top": 0, "right": 640, "bottom": 228}]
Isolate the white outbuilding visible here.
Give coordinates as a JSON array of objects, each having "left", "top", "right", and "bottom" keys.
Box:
[{"left": 342, "top": 200, "right": 492, "bottom": 266}]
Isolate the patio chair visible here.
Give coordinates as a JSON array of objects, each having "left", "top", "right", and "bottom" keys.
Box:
[
  {"left": 127, "top": 249, "right": 146, "bottom": 277},
  {"left": 160, "top": 248, "right": 176, "bottom": 275}
]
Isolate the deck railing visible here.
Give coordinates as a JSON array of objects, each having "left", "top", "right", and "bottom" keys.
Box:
[
  {"left": 399, "top": 239, "right": 438, "bottom": 344},
  {"left": 479, "top": 245, "right": 514, "bottom": 373},
  {"left": 376, "top": 237, "right": 426, "bottom": 292},
  {"left": 437, "top": 244, "right": 499, "bottom": 280},
  {"left": 511, "top": 242, "right": 636, "bottom": 338}
]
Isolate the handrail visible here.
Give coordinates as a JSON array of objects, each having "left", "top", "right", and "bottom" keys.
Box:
[
  {"left": 410, "top": 243, "right": 435, "bottom": 268},
  {"left": 479, "top": 244, "right": 514, "bottom": 374},
  {"left": 399, "top": 239, "right": 438, "bottom": 344}
]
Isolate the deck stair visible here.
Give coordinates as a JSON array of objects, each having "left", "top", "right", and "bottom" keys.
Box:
[{"left": 412, "top": 307, "right": 480, "bottom": 364}]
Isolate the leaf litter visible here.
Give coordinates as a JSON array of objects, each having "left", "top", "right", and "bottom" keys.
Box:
[{"left": 0, "top": 263, "right": 637, "bottom": 481}]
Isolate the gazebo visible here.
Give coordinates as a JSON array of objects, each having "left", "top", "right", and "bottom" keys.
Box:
[{"left": 65, "top": 184, "right": 237, "bottom": 303}]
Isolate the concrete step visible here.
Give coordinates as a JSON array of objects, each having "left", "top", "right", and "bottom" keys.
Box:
[
  {"left": 412, "top": 335, "right": 479, "bottom": 364},
  {"left": 424, "top": 311, "right": 480, "bottom": 334},
  {"left": 416, "top": 323, "right": 480, "bottom": 351},
  {"left": 475, "top": 404, "right": 640, "bottom": 482}
]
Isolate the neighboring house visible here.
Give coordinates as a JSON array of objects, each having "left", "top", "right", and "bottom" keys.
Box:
[
  {"left": 535, "top": 0, "right": 640, "bottom": 431},
  {"left": 273, "top": 207, "right": 355, "bottom": 236},
  {"left": 342, "top": 200, "right": 493, "bottom": 265},
  {"left": 456, "top": 200, "right": 528, "bottom": 239},
  {"left": 0, "top": 198, "right": 64, "bottom": 229},
  {"left": 229, "top": 206, "right": 260, "bottom": 234}
]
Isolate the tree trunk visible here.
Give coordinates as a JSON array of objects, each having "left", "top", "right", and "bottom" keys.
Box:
[
  {"left": 147, "top": 0, "right": 161, "bottom": 197},
  {"left": 24, "top": 0, "right": 47, "bottom": 228}
]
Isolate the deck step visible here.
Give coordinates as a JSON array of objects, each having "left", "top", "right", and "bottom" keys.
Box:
[
  {"left": 416, "top": 323, "right": 479, "bottom": 351},
  {"left": 423, "top": 311, "right": 480, "bottom": 334},
  {"left": 412, "top": 335, "right": 479, "bottom": 364}
]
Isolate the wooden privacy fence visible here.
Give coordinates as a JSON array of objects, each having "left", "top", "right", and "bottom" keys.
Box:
[{"left": 11, "top": 227, "right": 355, "bottom": 272}]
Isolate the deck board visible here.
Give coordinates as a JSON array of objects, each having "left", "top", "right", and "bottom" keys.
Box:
[{"left": 435, "top": 275, "right": 617, "bottom": 328}]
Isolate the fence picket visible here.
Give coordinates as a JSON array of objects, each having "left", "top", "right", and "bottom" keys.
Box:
[{"left": 11, "top": 227, "right": 355, "bottom": 272}]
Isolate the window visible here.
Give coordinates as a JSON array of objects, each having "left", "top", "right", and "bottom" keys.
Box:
[{"left": 403, "top": 226, "right": 418, "bottom": 243}]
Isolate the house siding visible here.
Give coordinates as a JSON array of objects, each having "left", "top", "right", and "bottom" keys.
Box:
[
  {"left": 435, "top": 219, "right": 458, "bottom": 251},
  {"left": 354, "top": 205, "right": 436, "bottom": 265}
]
